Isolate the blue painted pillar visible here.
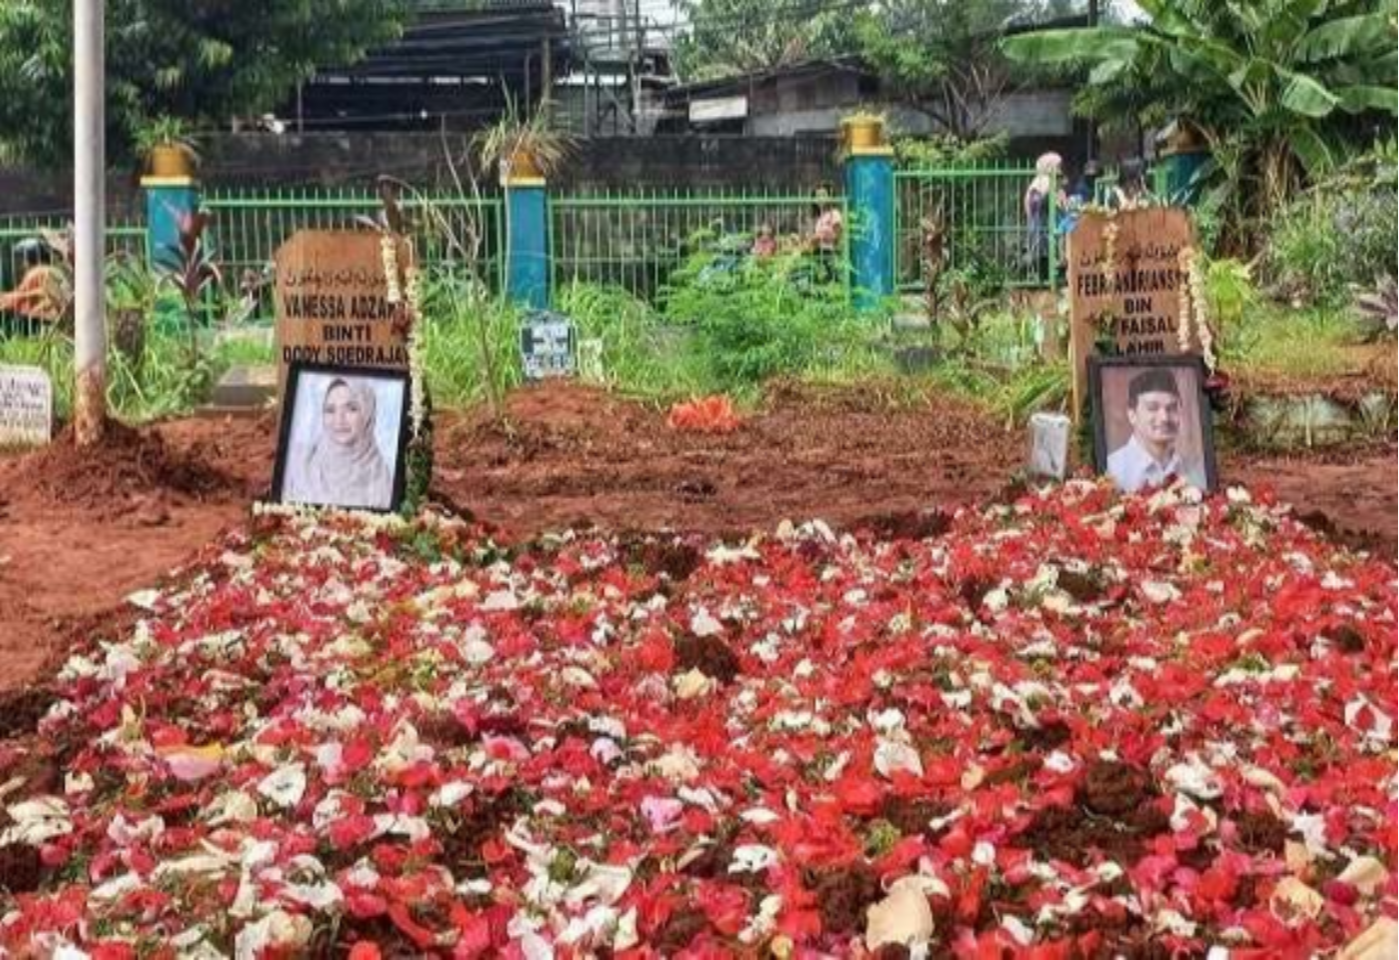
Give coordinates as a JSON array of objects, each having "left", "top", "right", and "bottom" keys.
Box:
[
  {"left": 142, "top": 176, "right": 200, "bottom": 271},
  {"left": 843, "top": 140, "right": 895, "bottom": 313},
  {"left": 142, "top": 175, "right": 200, "bottom": 332},
  {"left": 504, "top": 177, "right": 549, "bottom": 310}
]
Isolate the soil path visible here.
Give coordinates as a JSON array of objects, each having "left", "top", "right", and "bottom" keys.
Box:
[{"left": 1, "top": 383, "right": 1392, "bottom": 691}]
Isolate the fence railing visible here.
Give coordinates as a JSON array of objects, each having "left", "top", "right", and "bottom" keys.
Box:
[
  {"left": 894, "top": 164, "right": 1053, "bottom": 294},
  {"left": 549, "top": 187, "right": 850, "bottom": 302},
  {"left": 0, "top": 215, "right": 147, "bottom": 339},
  {"left": 203, "top": 187, "right": 506, "bottom": 318},
  {"left": 7, "top": 160, "right": 1157, "bottom": 341}
]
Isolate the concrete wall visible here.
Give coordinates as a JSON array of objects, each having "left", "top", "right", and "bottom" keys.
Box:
[{"left": 0, "top": 134, "right": 844, "bottom": 214}]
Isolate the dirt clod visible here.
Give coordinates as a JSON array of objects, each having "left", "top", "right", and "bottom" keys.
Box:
[
  {"left": 673, "top": 633, "right": 741, "bottom": 684},
  {"left": 879, "top": 796, "right": 950, "bottom": 838},
  {"left": 1024, "top": 762, "right": 1168, "bottom": 867},
  {"left": 0, "top": 844, "right": 45, "bottom": 894},
  {"left": 808, "top": 865, "right": 884, "bottom": 935},
  {"left": 1081, "top": 761, "right": 1156, "bottom": 818},
  {"left": 1056, "top": 569, "right": 1104, "bottom": 604},
  {"left": 0, "top": 687, "right": 55, "bottom": 740},
  {"left": 1333, "top": 624, "right": 1366, "bottom": 654},
  {"left": 1234, "top": 810, "right": 1288, "bottom": 855},
  {"left": 655, "top": 907, "right": 711, "bottom": 953},
  {"left": 858, "top": 510, "right": 952, "bottom": 542},
  {"left": 24, "top": 422, "right": 237, "bottom": 514}
]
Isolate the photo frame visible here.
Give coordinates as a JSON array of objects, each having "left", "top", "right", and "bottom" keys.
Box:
[
  {"left": 1089, "top": 354, "right": 1217, "bottom": 494},
  {"left": 271, "top": 363, "right": 411, "bottom": 512}
]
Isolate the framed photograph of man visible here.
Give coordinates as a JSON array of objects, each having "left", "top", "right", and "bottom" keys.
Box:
[
  {"left": 272, "top": 363, "right": 411, "bottom": 512},
  {"left": 1089, "top": 355, "right": 1217, "bottom": 494}
]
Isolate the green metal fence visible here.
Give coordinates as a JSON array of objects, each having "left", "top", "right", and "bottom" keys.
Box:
[
  {"left": 894, "top": 163, "right": 1056, "bottom": 294},
  {"left": 549, "top": 187, "right": 850, "bottom": 302},
  {"left": 0, "top": 215, "right": 147, "bottom": 340},
  {"left": 203, "top": 187, "right": 505, "bottom": 317}
]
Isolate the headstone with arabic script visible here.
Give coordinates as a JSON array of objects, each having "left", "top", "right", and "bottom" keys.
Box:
[
  {"left": 273, "top": 231, "right": 412, "bottom": 393},
  {"left": 520, "top": 311, "right": 578, "bottom": 381},
  {"left": 1067, "top": 207, "right": 1198, "bottom": 416},
  {"left": 0, "top": 365, "right": 53, "bottom": 447}
]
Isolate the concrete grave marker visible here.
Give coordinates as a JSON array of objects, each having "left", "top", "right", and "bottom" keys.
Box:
[
  {"left": 520, "top": 311, "right": 577, "bottom": 381},
  {"left": 274, "top": 230, "right": 412, "bottom": 393},
  {"left": 1027, "top": 412, "right": 1070, "bottom": 480},
  {"left": 0, "top": 365, "right": 53, "bottom": 446},
  {"left": 1068, "top": 207, "right": 1197, "bottom": 416}
]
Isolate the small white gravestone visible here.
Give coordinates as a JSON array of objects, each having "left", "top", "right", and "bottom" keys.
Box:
[
  {"left": 0, "top": 365, "right": 53, "bottom": 447},
  {"left": 520, "top": 312, "right": 577, "bottom": 381},
  {"left": 1028, "top": 412, "right": 1070, "bottom": 480}
]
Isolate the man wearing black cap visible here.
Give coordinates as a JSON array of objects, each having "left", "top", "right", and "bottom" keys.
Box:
[{"left": 1107, "top": 368, "right": 1206, "bottom": 492}]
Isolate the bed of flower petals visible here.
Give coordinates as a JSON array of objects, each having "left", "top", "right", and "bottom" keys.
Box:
[{"left": 1, "top": 481, "right": 1395, "bottom": 959}]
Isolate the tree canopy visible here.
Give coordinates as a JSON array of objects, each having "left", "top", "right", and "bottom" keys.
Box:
[
  {"left": 0, "top": 0, "right": 408, "bottom": 167},
  {"left": 672, "top": 0, "right": 1075, "bottom": 139},
  {"left": 1002, "top": 0, "right": 1398, "bottom": 241}
]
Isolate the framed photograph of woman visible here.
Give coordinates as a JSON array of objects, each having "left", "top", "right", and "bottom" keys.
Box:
[
  {"left": 1089, "top": 355, "right": 1218, "bottom": 494},
  {"left": 272, "top": 364, "right": 410, "bottom": 512}
]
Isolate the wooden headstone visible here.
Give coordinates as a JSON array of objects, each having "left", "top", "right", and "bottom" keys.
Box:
[
  {"left": 273, "top": 230, "right": 413, "bottom": 393},
  {"left": 0, "top": 365, "right": 52, "bottom": 446},
  {"left": 1068, "top": 208, "right": 1198, "bottom": 417}
]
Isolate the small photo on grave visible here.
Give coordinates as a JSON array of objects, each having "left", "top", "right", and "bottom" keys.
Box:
[
  {"left": 272, "top": 363, "right": 410, "bottom": 512},
  {"left": 1090, "top": 355, "right": 1217, "bottom": 494}
]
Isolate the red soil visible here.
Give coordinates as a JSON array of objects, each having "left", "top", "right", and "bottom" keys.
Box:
[{"left": 1, "top": 382, "right": 1392, "bottom": 691}]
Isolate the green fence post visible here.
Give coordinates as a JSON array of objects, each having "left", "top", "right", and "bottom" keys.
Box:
[{"left": 842, "top": 118, "right": 895, "bottom": 313}]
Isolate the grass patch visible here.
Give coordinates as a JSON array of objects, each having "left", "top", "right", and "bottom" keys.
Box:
[
  {"left": 1223, "top": 304, "right": 1375, "bottom": 381},
  {"left": 0, "top": 325, "right": 275, "bottom": 424}
]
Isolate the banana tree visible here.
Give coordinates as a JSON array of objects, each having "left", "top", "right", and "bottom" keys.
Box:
[{"left": 1002, "top": 0, "right": 1398, "bottom": 248}]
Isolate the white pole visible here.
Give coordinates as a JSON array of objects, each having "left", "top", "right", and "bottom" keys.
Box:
[{"left": 74, "top": 0, "right": 107, "bottom": 445}]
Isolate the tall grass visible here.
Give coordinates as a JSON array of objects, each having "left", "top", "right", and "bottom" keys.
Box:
[{"left": 0, "top": 326, "right": 274, "bottom": 423}]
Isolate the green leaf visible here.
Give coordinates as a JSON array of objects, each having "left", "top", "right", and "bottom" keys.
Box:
[
  {"left": 1289, "top": 125, "right": 1336, "bottom": 175},
  {"left": 1277, "top": 68, "right": 1340, "bottom": 117},
  {"left": 999, "top": 28, "right": 1139, "bottom": 66},
  {"left": 1088, "top": 59, "right": 1129, "bottom": 85},
  {"left": 1295, "top": 13, "right": 1395, "bottom": 63},
  {"left": 1335, "top": 84, "right": 1399, "bottom": 115}
]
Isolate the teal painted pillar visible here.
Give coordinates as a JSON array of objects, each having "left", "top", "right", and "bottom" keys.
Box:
[
  {"left": 842, "top": 133, "right": 895, "bottom": 313},
  {"left": 142, "top": 176, "right": 200, "bottom": 271},
  {"left": 504, "top": 178, "right": 549, "bottom": 310},
  {"left": 1158, "top": 150, "right": 1207, "bottom": 206},
  {"left": 143, "top": 175, "right": 200, "bottom": 332}
]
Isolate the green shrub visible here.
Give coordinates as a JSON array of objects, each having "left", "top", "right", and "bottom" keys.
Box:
[
  {"left": 554, "top": 281, "right": 708, "bottom": 398},
  {"left": 417, "top": 268, "right": 522, "bottom": 409},
  {"left": 893, "top": 133, "right": 1008, "bottom": 168},
  {"left": 660, "top": 248, "right": 875, "bottom": 394},
  {"left": 1264, "top": 182, "right": 1397, "bottom": 306},
  {"left": 0, "top": 323, "right": 268, "bottom": 423}
]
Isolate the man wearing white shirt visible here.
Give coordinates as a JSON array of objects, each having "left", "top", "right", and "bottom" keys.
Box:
[{"left": 1106, "top": 368, "right": 1207, "bottom": 492}]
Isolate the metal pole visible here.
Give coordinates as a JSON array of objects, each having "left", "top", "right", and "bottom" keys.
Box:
[
  {"left": 1086, "top": 0, "right": 1100, "bottom": 165},
  {"left": 74, "top": 0, "right": 107, "bottom": 445},
  {"left": 541, "top": 36, "right": 553, "bottom": 125}
]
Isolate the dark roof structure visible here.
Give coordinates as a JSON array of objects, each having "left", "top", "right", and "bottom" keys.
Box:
[{"left": 294, "top": 1, "right": 573, "bottom": 130}]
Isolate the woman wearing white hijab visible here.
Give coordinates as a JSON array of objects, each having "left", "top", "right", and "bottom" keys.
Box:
[
  {"left": 1023, "top": 152, "right": 1063, "bottom": 275},
  {"left": 285, "top": 377, "right": 394, "bottom": 509}
]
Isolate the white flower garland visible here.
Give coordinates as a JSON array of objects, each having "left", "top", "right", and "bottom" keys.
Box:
[
  {"left": 1102, "top": 219, "right": 1119, "bottom": 279},
  {"left": 380, "top": 231, "right": 427, "bottom": 442},
  {"left": 404, "top": 261, "right": 427, "bottom": 441},
  {"left": 381, "top": 234, "right": 403, "bottom": 305},
  {"left": 1176, "top": 246, "right": 1218, "bottom": 374}
]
